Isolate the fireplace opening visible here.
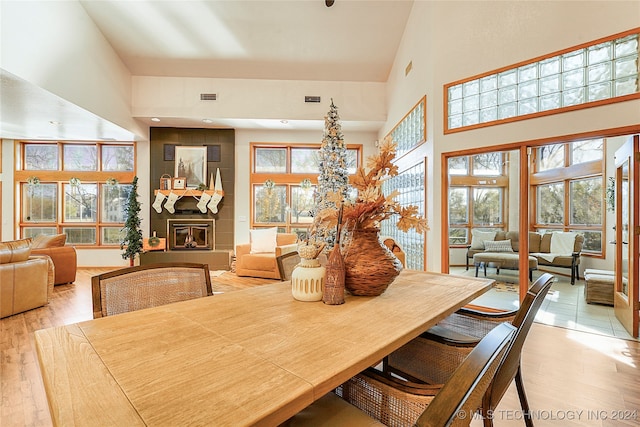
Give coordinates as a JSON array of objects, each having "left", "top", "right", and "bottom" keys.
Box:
[{"left": 167, "top": 219, "right": 214, "bottom": 251}]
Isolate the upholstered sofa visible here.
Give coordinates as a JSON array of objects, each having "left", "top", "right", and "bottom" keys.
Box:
[
  {"left": 466, "top": 231, "right": 584, "bottom": 284},
  {"left": 30, "top": 234, "right": 77, "bottom": 285},
  {"left": 0, "top": 238, "right": 55, "bottom": 318},
  {"left": 235, "top": 231, "right": 298, "bottom": 279}
]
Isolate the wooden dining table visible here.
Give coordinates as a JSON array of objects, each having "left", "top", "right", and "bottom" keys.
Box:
[{"left": 34, "top": 270, "right": 493, "bottom": 426}]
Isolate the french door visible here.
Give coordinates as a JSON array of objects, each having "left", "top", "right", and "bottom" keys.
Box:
[{"left": 613, "top": 135, "right": 639, "bottom": 338}]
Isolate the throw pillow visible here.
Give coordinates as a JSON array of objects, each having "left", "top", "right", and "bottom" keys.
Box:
[
  {"left": 0, "top": 238, "right": 32, "bottom": 264},
  {"left": 484, "top": 239, "right": 514, "bottom": 252},
  {"left": 32, "top": 233, "right": 67, "bottom": 249},
  {"left": 470, "top": 230, "right": 497, "bottom": 250},
  {"left": 250, "top": 227, "right": 278, "bottom": 253}
]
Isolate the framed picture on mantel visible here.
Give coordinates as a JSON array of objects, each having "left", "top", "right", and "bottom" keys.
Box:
[
  {"left": 172, "top": 177, "right": 186, "bottom": 190},
  {"left": 175, "top": 146, "right": 207, "bottom": 188}
]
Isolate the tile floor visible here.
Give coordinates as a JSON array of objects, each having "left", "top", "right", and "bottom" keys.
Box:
[{"left": 450, "top": 267, "right": 637, "bottom": 341}]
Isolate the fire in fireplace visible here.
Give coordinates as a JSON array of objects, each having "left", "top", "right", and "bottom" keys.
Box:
[{"left": 167, "top": 219, "right": 215, "bottom": 251}]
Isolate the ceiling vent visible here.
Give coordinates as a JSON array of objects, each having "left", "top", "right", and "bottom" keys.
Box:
[
  {"left": 304, "top": 96, "right": 321, "bottom": 103},
  {"left": 200, "top": 93, "right": 217, "bottom": 101}
]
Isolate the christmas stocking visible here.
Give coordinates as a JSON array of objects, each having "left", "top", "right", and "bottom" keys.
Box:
[
  {"left": 197, "top": 192, "right": 212, "bottom": 213},
  {"left": 163, "top": 192, "right": 179, "bottom": 214},
  {"left": 207, "top": 191, "right": 223, "bottom": 214},
  {"left": 152, "top": 192, "right": 166, "bottom": 214}
]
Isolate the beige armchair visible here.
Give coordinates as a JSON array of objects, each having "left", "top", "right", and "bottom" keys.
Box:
[
  {"left": 235, "top": 233, "right": 298, "bottom": 279},
  {"left": 0, "top": 239, "right": 55, "bottom": 318}
]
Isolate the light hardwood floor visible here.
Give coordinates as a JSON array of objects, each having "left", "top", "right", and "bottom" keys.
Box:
[{"left": 1, "top": 268, "right": 639, "bottom": 427}]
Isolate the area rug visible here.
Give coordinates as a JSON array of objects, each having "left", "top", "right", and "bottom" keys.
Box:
[{"left": 493, "top": 281, "right": 518, "bottom": 293}]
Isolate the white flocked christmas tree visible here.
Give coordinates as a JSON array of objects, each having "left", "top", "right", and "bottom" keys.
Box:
[{"left": 311, "top": 99, "right": 351, "bottom": 251}]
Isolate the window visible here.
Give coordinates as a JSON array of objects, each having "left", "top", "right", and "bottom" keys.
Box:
[
  {"left": 447, "top": 153, "right": 509, "bottom": 246},
  {"left": 445, "top": 29, "right": 639, "bottom": 133},
  {"left": 250, "top": 143, "right": 361, "bottom": 238},
  {"left": 16, "top": 141, "right": 136, "bottom": 246},
  {"left": 531, "top": 139, "right": 605, "bottom": 255}
]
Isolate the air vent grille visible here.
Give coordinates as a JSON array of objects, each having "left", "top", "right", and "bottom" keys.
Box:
[
  {"left": 304, "top": 96, "right": 321, "bottom": 103},
  {"left": 200, "top": 93, "right": 217, "bottom": 101}
]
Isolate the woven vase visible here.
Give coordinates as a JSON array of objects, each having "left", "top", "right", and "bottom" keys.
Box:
[{"left": 342, "top": 228, "right": 403, "bottom": 296}]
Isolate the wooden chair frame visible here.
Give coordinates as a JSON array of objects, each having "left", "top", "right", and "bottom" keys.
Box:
[{"left": 91, "top": 262, "right": 212, "bottom": 318}]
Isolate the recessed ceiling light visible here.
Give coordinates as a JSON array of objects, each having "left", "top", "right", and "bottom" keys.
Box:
[
  {"left": 280, "top": 120, "right": 289, "bottom": 124},
  {"left": 151, "top": 117, "right": 161, "bottom": 122},
  {"left": 49, "top": 120, "right": 60, "bottom": 125},
  {"left": 202, "top": 119, "right": 214, "bottom": 124}
]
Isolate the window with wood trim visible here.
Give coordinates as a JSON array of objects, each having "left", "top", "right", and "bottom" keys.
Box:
[
  {"left": 15, "top": 141, "right": 136, "bottom": 246},
  {"left": 250, "top": 143, "right": 361, "bottom": 238},
  {"left": 530, "top": 138, "right": 605, "bottom": 255},
  {"left": 448, "top": 153, "right": 509, "bottom": 246},
  {"left": 445, "top": 28, "right": 640, "bottom": 133}
]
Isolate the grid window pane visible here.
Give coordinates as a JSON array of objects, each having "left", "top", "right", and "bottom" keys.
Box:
[
  {"left": 255, "top": 148, "right": 286, "bottom": 173},
  {"left": 102, "top": 227, "right": 125, "bottom": 246},
  {"left": 472, "top": 153, "right": 502, "bottom": 176},
  {"left": 254, "top": 185, "right": 286, "bottom": 223},
  {"left": 63, "top": 145, "right": 97, "bottom": 171},
  {"left": 101, "top": 184, "right": 132, "bottom": 223},
  {"left": 64, "top": 184, "right": 97, "bottom": 222},
  {"left": 291, "top": 148, "right": 319, "bottom": 173},
  {"left": 570, "top": 178, "right": 603, "bottom": 226},
  {"left": 538, "top": 144, "right": 565, "bottom": 171},
  {"left": 25, "top": 144, "right": 58, "bottom": 170},
  {"left": 449, "top": 228, "right": 468, "bottom": 246},
  {"left": 448, "top": 157, "right": 468, "bottom": 175},
  {"left": 23, "top": 183, "right": 57, "bottom": 222},
  {"left": 63, "top": 227, "right": 96, "bottom": 245},
  {"left": 578, "top": 230, "right": 603, "bottom": 253},
  {"left": 536, "top": 183, "right": 564, "bottom": 224},
  {"left": 346, "top": 149, "right": 359, "bottom": 174},
  {"left": 22, "top": 227, "right": 57, "bottom": 239},
  {"left": 473, "top": 188, "right": 502, "bottom": 225},
  {"left": 449, "top": 188, "right": 469, "bottom": 224},
  {"left": 102, "top": 146, "right": 134, "bottom": 171},
  {"left": 571, "top": 139, "right": 603, "bottom": 164},
  {"left": 290, "top": 186, "right": 315, "bottom": 224}
]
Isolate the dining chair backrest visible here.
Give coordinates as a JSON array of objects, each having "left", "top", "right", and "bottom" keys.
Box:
[
  {"left": 484, "top": 272, "right": 554, "bottom": 411},
  {"left": 91, "top": 262, "right": 212, "bottom": 318},
  {"left": 416, "top": 322, "right": 516, "bottom": 427}
]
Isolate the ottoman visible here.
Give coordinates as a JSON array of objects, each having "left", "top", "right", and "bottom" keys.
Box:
[
  {"left": 584, "top": 269, "right": 614, "bottom": 306},
  {"left": 473, "top": 252, "right": 538, "bottom": 281}
]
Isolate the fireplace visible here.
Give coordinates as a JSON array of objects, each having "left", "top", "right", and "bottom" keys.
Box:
[{"left": 167, "top": 219, "right": 215, "bottom": 251}]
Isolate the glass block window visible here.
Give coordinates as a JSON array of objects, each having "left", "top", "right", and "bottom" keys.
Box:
[
  {"left": 389, "top": 96, "right": 426, "bottom": 158},
  {"left": 446, "top": 30, "right": 639, "bottom": 132},
  {"left": 380, "top": 160, "right": 426, "bottom": 271}
]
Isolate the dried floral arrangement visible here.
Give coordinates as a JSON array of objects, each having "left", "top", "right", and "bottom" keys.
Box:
[{"left": 312, "top": 136, "right": 429, "bottom": 236}]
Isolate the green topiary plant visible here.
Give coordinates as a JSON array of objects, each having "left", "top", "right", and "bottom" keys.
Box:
[{"left": 120, "top": 176, "right": 144, "bottom": 265}]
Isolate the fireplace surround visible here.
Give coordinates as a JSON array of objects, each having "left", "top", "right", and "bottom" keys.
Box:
[{"left": 167, "top": 219, "right": 215, "bottom": 251}]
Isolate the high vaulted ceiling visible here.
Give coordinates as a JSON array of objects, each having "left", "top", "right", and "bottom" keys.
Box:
[{"left": 1, "top": 0, "right": 414, "bottom": 140}]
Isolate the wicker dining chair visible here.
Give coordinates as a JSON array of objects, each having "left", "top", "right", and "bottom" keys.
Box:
[
  {"left": 91, "top": 262, "right": 213, "bottom": 318},
  {"left": 385, "top": 272, "right": 555, "bottom": 427},
  {"left": 283, "top": 322, "right": 516, "bottom": 427}
]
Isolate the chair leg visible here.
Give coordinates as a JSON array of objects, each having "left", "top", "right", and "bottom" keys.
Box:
[
  {"left": 475, "top": 263, "right": 480, "bottom": 277},
  {"left": 515, "top": 365, "right": 534, "bottom": 427}
]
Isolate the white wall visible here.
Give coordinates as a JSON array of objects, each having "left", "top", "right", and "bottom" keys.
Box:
[
  {"left": 0, "top": 0, "right": 145, "bottom": 140},
  {"left": 384, "top": 1, "right": 640, "bottom": 271}
]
